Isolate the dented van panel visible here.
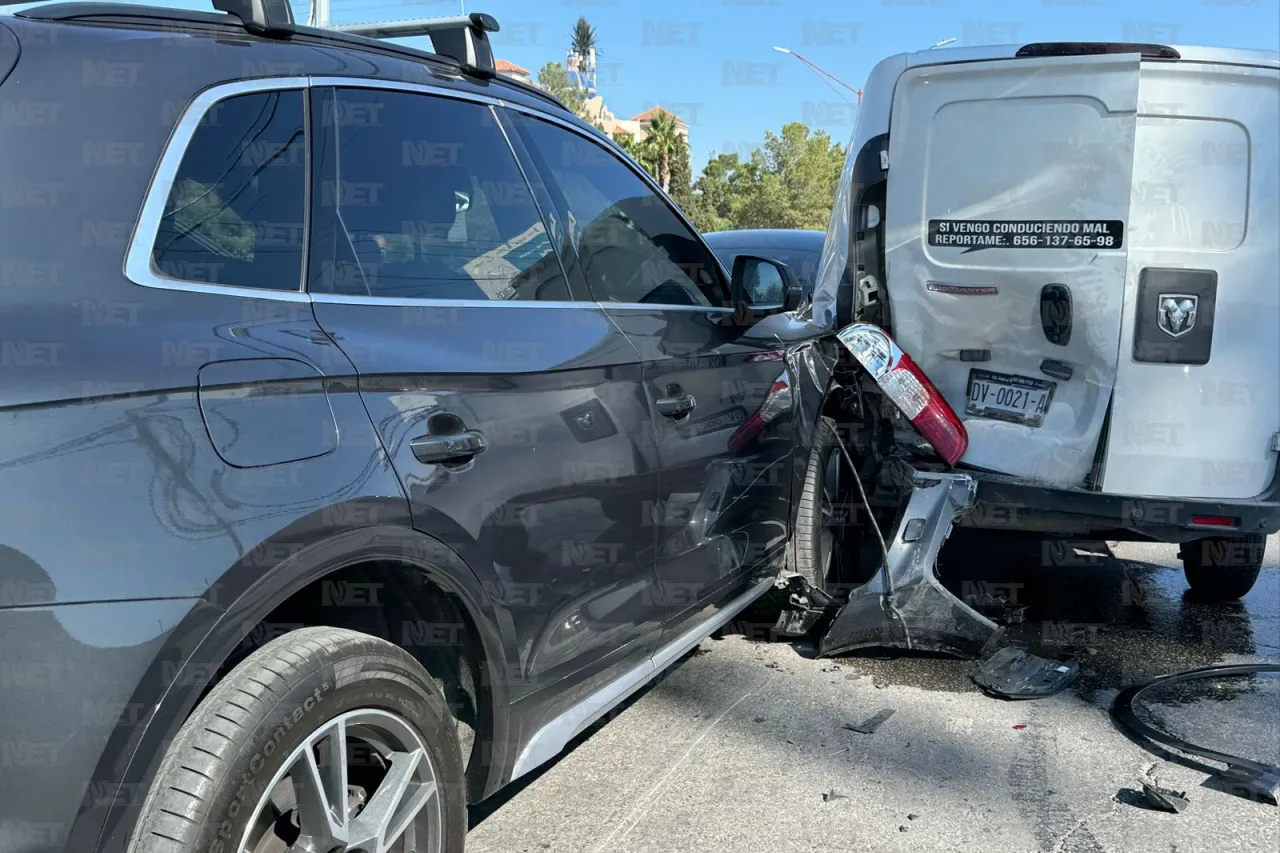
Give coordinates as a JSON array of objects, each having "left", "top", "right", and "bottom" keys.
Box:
[{"left": 883, "top": 53, "right": 1141, "bottom": 488}]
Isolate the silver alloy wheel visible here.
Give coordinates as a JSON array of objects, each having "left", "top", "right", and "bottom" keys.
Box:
[{"left": 237, "top": 708, "right": 442, "bottom": 853}]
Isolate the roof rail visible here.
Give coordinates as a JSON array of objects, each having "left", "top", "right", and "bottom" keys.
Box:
[
  {"left": 211, "top": 2, "right": 500, "bottom": 75},
  {"left": 336, "top": 14, "right": 500, "bottom": 78},
  {"left": 4, "top": 0, "right": 500, "bottom": 77}
]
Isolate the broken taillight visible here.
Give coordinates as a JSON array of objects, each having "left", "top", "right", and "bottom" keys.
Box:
[
  {"left": 836, "top": 323, "right": 969, "bottom": 466},
  {"left": 727, "top": 374, "right": 791, "bottom": 453}
]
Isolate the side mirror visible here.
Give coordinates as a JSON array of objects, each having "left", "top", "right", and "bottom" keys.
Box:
[
  {"left": 784, "top": 283, "right": 806, "bottom": 312},
  {"left": 730, "top": 255, "right": 802, "bottom": 324}
]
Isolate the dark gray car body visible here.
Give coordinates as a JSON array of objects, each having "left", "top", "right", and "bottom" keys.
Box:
[{"left": 0, "top": 9, "right": 837, "bottom": 853}]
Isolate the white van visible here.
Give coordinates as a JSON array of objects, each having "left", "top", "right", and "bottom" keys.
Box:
[{"left": 812, "top": 41, "right": 1280, "bottom": 599}]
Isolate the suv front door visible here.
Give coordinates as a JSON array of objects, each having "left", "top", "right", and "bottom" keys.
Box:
[
  {"left": 304, "top": 83, "right": 665, "bottom": 715},
  {"left": 510, "top": 113, "right": 794, "bottom": 640}
]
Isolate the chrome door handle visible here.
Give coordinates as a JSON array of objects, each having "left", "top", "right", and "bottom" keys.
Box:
[
  {"left": 410, "top": 430, "right": 487, "bottom": 464},
  {"left": 656, "top": 394, "right": 696, "bottom": 419}
]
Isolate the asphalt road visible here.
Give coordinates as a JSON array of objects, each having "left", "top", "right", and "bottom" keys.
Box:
[{"left": 466, "top": 534, "right": 1279, "bottom": 853}]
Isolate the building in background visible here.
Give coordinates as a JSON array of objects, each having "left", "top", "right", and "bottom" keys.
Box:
[
  {"left": 495, "top": 57, "right": 687, "bottom": 145},
  {"left": 629, "top": 106, "right": 689, "bottom": 140},
  {"left": 495, "top": 59, "right": 531, "bottom": 86},
  {"left": 566, "top": 49, "right": 597, "bottom": 96}
]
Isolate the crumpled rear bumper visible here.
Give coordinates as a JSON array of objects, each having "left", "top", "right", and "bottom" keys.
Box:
[{"left": 818, "top": 465, "right": 1003, "bottom": 659}]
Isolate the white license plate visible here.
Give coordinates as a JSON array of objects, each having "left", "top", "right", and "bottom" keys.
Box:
[{"left": 965, "top": 370, "right": 1056, "bottom": 428}]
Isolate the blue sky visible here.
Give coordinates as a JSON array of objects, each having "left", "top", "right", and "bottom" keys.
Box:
[
  {"left": 344, "top": 0, "right": 1280, "bottom": 168},
  {"left": 10, "top": 0, "right": 1279, "bottom": 169}
]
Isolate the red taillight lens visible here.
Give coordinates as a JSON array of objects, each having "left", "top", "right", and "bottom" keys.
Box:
[
  {"left": 835, "top": 323, "right": 969, "bottom": 466},
  {"left": 757, "top": 378, "right": 792, "bottom": 423},
  {"left": 1191, "top": 515, "right": 1235, "bottom": 527},
  {"left": 727, "top": 375, "right": 792, "bottom": 453}
]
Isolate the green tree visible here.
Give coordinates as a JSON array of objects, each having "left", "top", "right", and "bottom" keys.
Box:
[
  {"left": 763, "top": 122, "right": 845, "bottom": 230},
  {"left": 690, "top": 123, "right": 843, "bottom": 232},
  {"left": 689, "top": 152, "right": 745, "bottom": 232},
  {"left": 612, "top": 131, "right": 649, "bottom": 168},
  {"left": 667, "top": 134, "right": 694, "bottom": 215},
  {"left": 640, "top": 111, "right": 682, "bottom": 193},
  {"left": 536, "top": 61, "right": 585, "bottom": 117}
]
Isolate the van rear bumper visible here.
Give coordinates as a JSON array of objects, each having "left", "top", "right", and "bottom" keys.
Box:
[{"left": 958, "top": 461, "right": 1280, "bottom": 542}]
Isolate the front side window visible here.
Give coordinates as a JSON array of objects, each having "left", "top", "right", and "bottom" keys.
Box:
[
  {"left": 312, "top": 88, "right": 569, "bottom": 301},
  {"left": 153, "top": 89, "right": 306, "bottom": 290},
  {"left": 514, "top": 115, "right": 730, "bottom": 308}
]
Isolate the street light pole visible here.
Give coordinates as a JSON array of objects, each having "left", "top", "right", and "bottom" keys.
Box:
[
  {"left": 772, "top": 46, "right": 862, "bottom": 103},
  {"left": 310, "top": 0, "right": 330, "bottom": 27}
]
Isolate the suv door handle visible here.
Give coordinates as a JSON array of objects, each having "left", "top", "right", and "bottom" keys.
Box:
[
  {"left": 656, "top": 393, "right": 696, "bottom": 419},
  {"left": 410, "top": 430, "right": 487, "bottom": 464}
]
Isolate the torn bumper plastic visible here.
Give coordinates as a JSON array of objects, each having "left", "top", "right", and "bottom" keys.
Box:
[
  {"left": 819, "top": 466, "right": 1004, "bottom": 659},
  {"left": 1113, "top": 663, "right": 1280, "bottom": 806}
]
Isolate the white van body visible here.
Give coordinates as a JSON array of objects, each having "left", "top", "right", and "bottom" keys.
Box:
[{"left": 815, "top": 43, "right": 1280, "bottom": 504}]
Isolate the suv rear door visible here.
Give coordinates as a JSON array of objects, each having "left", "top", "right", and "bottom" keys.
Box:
[
  {"left": 883, "top": 52, "right": 1141, "bottom": 488},
  {"left": 304, "top": 83, "right": 665, "bottom": 708}
]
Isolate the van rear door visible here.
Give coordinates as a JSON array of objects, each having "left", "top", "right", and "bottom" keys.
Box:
[
  {"left": 884, "top": 53, "right": 1141, "bottom": 487},
  {"left": 1099, "top": 61, "right": 1279, "bottom": 500}
]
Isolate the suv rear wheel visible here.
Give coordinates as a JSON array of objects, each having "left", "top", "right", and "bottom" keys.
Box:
[
  {"left": 1180, "top": 535, "right": 1266, "bottom": 601},
  {"left": 129, "top": 626, "right": 465, "bottom": 853},
  {"left": 793, "top": 417, "right": 880, "bottom": 595}
]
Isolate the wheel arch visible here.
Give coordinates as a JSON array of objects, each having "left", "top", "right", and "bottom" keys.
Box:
[{"left": 92, "top": 523, "right": 517, "bottom": 853}]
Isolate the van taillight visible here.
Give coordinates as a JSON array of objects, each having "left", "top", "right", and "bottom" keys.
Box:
[
  {"left": 727, "top": 374, "right": 791, "bottom": 453},
  {"left": 1015, "top": 42, "right": 1180, "bottom": 60},
  {"left": 836, "top": 323, "right": 969, "bottom": 466}
]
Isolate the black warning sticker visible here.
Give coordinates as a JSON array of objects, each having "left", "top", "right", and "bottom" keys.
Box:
[{"left": 928, "top": 219, "right": 1124, "bottom": 253}]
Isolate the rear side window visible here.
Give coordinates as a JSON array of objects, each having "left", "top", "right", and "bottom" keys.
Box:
[
  {"left": 514, "top": 115, "right": 730, "bottom": 308},
  {"left": 310, "top": 88, "right": 569, "bottom": 301},
  {"left": 152, "top": 90, "right": 306, "bottom": 290}
]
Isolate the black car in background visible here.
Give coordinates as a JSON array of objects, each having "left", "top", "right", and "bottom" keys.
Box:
[
  {"left": 0, "top": 5, "right": 845, "bottom": 853},
  {"left": 704, "top": 229, "right": 826, "bottom": 304}
]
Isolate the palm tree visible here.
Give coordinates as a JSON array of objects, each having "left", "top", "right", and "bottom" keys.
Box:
[
  {"left": 612, "top": 131, "right": 652, "bottom": 172},
  {"left": 569, "top": 16, "right": 598, "bottom": 89},
  {"left": 641, "top": 111, "right": 682, "bottom": 193}
]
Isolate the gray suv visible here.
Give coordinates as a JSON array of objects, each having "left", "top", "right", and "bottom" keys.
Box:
[{"left": 0, "top": 4, "right": 830, "bottom": 852}]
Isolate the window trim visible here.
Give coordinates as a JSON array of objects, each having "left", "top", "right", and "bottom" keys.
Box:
[
  {"left": 127, "top": 74, "right": 731, "bottom": 312},
  {"left": 124, "top": 77, "right": 312, "bottom": 302}
]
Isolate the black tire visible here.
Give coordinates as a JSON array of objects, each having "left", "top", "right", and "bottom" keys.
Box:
[
  {"left": 1181, "top": 535, "right": 1265, "bottom": 601},
  {"left": 129, "top": 626, "right": 466, "bottom": 853},
  {"left": 793, "top": 416, "right": 877, "bottom": 594}
]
